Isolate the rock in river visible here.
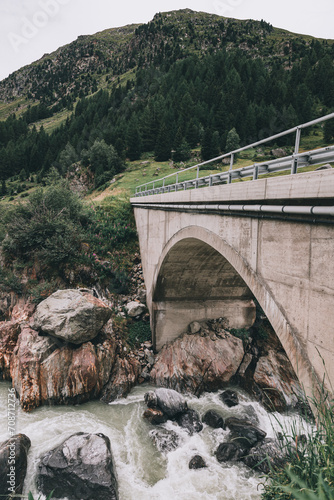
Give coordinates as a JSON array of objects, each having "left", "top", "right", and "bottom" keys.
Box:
[
  {"left": 0, "top": 434, "right": 31, "bottom": 499},
  {"left": 144, "top": 387, "right": 188, "bottom": 418},
  {"left": 37, "top": 432, "right": 118, "bottom": 500}
]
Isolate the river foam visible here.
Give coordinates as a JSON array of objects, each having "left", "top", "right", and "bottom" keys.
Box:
[{"left": 0, "top": 383, "right": 311, "bottom": 500}]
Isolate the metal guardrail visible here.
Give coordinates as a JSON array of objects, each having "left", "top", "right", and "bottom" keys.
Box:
[{"left": 134, "top": 113, "right": 334, "bottom": 197}]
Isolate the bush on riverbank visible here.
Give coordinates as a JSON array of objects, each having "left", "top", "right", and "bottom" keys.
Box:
[{"left": 0, "top": 181, "right": 138, "bottom": 296}]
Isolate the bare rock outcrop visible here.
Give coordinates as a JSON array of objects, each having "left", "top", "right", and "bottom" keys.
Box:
[
  {"left": 0, "top": 321, "right": 21, "bottom": 380},
  {"left": 10, "top": 327, "right": 117, "bottom": 411},
  {"left": 150, "top": 332, "right": 244, "bottom": 396},
  {"left": 100, "top": 356, "right": 142, "bottom": 403},
  {"left": 253, "top": 349, "right": 302, "bottom": 411}
]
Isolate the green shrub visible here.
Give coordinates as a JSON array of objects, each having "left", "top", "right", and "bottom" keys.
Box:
[
  {"left": 127, "top": 320, "right": 151, "bottom": 348},
  {"left": 230, "top": 327, "right": 250, "bottom": 345},
  {"left": 2, "top": 180, "right": 92, "bottom": 271}
]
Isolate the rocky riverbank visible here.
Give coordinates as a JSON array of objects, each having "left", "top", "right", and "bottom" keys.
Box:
[{"left": 0, "top": 260, "right": 308, "bottom": 499}]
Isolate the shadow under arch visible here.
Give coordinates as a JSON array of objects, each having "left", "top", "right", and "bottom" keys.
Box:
[{"left": 151, "top": 225, "right": 316, "bottom": 398}]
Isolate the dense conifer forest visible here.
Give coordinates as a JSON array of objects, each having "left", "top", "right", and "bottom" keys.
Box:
[{"left": 0, "top": 9, "right": 333, "bottom": 185}]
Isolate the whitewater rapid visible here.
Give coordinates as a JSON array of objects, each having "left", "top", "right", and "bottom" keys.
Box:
[{"left": 0, "top": 382, "right": 310, "bottom": 500}]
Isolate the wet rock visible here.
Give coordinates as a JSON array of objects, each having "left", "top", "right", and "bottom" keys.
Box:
[
  {"left": 0, "top": 321, "right": 21, "bottom": 380},
  {"left": 220, "top": 389, "right": 239, "bottom": 407},
  {"left": 189, "top": 455, "right": 207, "bottom": 469},
  {"left": 37, "top": 432, "right": 118, "bottom": 500},
  {"left": 149, "top": 428, "right": 180, "bottom": 453},
  {"left": 225, "top": 417, "right": 266, "bottom": 449},
  {"left": 125, "top": 301, "right": 146, "bottom": 318},
  {"left": 101, "top": 356, "right": 141, "bottom": 403},
  {"left": 202, "top": 410, "right": 225, "bottom": 429},
  {"left": 143, "top": 408, "right": 168, "bottom": 425},
  {"left": 253, "top": 350, "right": 302, "bottom": 411},
  {"left": 32, "top": 289, "right": 112, "bottom": 344},
  {"left": 242, "top": 438, "right": 286, "bottom": 473},
  {"left": 0, "top": 434, "right": 31, "bottom": 499},
  {"left": 144, "top": 388, "right": 188, "bottom": 418},
  {"left": 150, "top": 333, "right": 244, "bottom": 396},
  {"left": 176, "top": 409, "right": 203, "bottom": 435},
  {"left": 215, "top": 442, "right": 247, "bottom": 462}
]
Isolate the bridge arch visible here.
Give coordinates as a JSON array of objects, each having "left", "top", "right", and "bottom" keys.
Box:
[{"left": 151, "top": 225, "right": 316, "bottom": 397}]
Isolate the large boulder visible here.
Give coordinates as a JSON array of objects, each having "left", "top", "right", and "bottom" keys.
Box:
[
  {"left": 253, "top": 349, "right": 302, "bottom": 411},
  {"left": 11, "top": 326, "right": 117, "bottom": 411},
  {"left": 37, "top": 432, "right": 118, "bottom": 500},
  {"left": 100, "top": 356, "right": 141, "bottom": 403},
  {"left": 150, "top": 333, "right": 244, "bottom": 395},
  {"left": 10, "top": 327, "right": 57, "bottom": 411},
  {"left": 0, "top": 321, "right": 21, "bottom": 380},
  {"left": 0, "top": 434, "right": 31, "bottom": 499},
  {"left": 32, "top": 289, "right": 112, "bottom": 344},
  {"left": 144, "top": 388, "right": 188, "bottom": 418}
]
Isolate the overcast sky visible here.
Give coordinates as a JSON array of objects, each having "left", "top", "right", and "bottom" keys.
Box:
[{"left": 0, "top": 0, "right": 333, "bottom": 82}]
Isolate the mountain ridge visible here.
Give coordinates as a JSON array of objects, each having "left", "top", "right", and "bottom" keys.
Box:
[{"left": 1, "top": 8, "right": 333, "bottom": 113}]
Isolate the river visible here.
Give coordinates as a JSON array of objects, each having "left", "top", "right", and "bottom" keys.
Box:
[{"left": 0, "top": 382, "right": 310, "bottom": 500}]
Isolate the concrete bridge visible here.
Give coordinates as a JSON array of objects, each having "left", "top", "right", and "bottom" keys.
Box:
[{"left": 131, "top": 168, "right": 334, "bottom": 397}]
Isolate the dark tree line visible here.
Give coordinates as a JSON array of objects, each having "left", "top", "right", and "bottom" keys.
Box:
[{"left": 0, "top": 42, "right": 333, "bottom": 182}]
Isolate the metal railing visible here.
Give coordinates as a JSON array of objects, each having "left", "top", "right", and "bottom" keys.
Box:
[{"left": 134, "top": 113, "right": 334, "bottom": 197}]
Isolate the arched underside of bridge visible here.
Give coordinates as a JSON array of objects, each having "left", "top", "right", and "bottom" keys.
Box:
[{"left": 151, "top": 225, "right": 316, "bottom": 398}]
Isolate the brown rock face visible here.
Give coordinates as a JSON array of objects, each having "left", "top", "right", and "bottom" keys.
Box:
[
  {"left": 0, "top": 321, "right": 21, "bottom": 380},
  {"left": 253, "top": 349, "right": 302, "bottom": 411},
  {"left": 10, "top": 327, "right": 117, "bottom": 411},
  {"left": 100, "top": 356, "right": 141, "bottom": 403},
  {"left": 150, "top": 333, "right": 244, "bottom": 395}
]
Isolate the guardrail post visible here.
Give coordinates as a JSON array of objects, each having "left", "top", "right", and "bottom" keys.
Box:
[
  {"left": 291, "top": 154, "right": 298, "bottom": 174},
  {"left": 295, "top": 127, "right": 301, "bottom": 154},
  {"left": 197, "top": 166, "right": 199, "bottom": 179},
  {"left": 228, "top": 171, "right": 232, "bottom": 184},
  {"left": 209, "top": 175, "right": 213, "bottom": 186},
  {"left": 229, "top": 153, "right": 234, "bottom": 171},
  {"left": 176, "top": 173, "right": 179, "bottom": 185},
  {"left": 253, "top": 165, "right": 259, "bottom": 180}
]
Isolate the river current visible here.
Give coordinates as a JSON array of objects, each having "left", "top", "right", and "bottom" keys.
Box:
[{"left": 0, "top": 382, "right": 310, "bottom": 500}]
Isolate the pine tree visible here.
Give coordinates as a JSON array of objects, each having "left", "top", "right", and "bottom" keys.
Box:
[
  {"left": 126, "top": 117, "right": 142, "bottom": 161},
  {"left": 155, "top": 123, "right": 171, "bottom": 161}
]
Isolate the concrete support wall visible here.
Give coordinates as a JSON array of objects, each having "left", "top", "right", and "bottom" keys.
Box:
[{"left": 132, "top": 170, "right": 334, "bottom": 397}]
